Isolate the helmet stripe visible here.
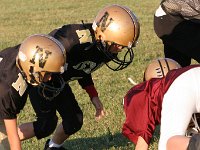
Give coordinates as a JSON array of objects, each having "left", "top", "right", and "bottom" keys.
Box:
[
  {"left": 158, "top": 59, "right": 165, "bottom": 77},
  {"left": 164, "top": 58, "right": 170, "bottom": 72}
]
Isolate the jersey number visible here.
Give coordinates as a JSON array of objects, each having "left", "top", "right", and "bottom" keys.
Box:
[
  {"left": 76, "top": 29, "right": 92, "bottom": 44},
  {"left": 12, "top": 73, "right": 28, "bottom": 96}
]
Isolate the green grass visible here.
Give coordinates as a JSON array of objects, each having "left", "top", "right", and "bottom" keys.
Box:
[{"left": 0, "top": 0, "right": 163, "bottom": 149}]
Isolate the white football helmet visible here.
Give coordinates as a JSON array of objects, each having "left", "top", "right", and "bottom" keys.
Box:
[{"left": 144, "top": 58, "right": 181, "bottom": 81}]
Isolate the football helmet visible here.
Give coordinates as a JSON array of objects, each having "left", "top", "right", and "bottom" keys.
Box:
[
  {"left": 16, "top": 34, "right": 66, "bottom": 100},
  {"left": 144, "top": 58, "right": 181, "bottom": 81},
  {"left": 92, "top": 4, "right": 140, "bottom": 71}
]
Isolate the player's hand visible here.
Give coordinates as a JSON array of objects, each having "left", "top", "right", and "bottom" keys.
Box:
[{"left": 91, "top": 97, "right": 105, "bottom": 121}]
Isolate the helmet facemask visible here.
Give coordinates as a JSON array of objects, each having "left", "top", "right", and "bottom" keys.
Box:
[
  {"left": 37, "top": 73, "right": 65, "bottom": 101},
  {"left": 96, "top": 40, "right": 134, "bottom": 71}
]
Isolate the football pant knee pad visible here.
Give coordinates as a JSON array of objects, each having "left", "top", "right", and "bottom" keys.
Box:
[
  {"left": 63, "top": 113, "right": 83, "bottom": 135},
  {"left": 187, "top": 134, "right": 200, "bottom": 150},
  {"left": 33, "top": 115, "right": 58, "bottom": 139}
]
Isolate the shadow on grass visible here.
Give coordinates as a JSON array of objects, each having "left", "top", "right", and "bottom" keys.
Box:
[
  {"left": 63, "top": 132, "right": 135, "bottom": 150},
  {"left": 62, "top": 126, "right": 161, "bottom": 149}
]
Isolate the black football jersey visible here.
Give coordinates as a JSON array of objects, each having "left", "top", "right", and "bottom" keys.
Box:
[
  {"left": 49, "top": 23, "right": 111, "bottom": 88},
  {"left": 0, "top": 45, "right": 29, "bottom": 119}
]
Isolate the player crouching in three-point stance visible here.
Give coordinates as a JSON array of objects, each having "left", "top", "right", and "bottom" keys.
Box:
[
  {"left": 17, "top": 4, "right": 140, "bottom": 150},
  {"left": 0, "top": 34, "right": 66, "bottom": 150},
  {"left": 122, "top": 58, "right": 200, "bottom": 150}
]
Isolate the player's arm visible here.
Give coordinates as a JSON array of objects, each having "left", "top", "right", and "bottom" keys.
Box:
[
  {"left": 78, "top": 74, "right": 98, "bottom": 98},
  {"left": 4, "top": 118, "right": 21, "bottom": 150},
  {"left": 78, "top": 75, "right": 105, "bottom": 120},
  {"left": 83, "top": 83, "right": 105, "bottom": 120},
  {"left": 123, "top": 83, "right": 155, "bottom": 149},
  {"left": 135, "top": 136, "right": 148, "bottom": 150}
]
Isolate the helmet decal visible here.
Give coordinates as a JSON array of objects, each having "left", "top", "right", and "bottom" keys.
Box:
[
  {"left": 97, "top": 12, "right": 113, "bottom": 32},
  {"left": 30, "top": 45, "right": 52, "bottom": 68},
  {"left": 29, "top": 66, "right": 36, "bottom": 84},
  {"left": 157, "top": 59, "right": 171, "bottom": 77}
]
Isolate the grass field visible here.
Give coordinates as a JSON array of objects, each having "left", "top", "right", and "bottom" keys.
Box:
[{"left": 0, "top": 0, "right": 163, "bottom": 149}]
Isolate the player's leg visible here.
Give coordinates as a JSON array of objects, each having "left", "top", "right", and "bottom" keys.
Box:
[
  {"left": 162, "top": 21, "right": 200, "bottom": 66},
  {"left": 167, "top": 135, "right": 190, "bottom": 150},
  {"left": 44, "top": 84, "right": 83, "bottom": 149},
  {"left": 18, "top": 86, "right": 58, "bottom": 140},
  {"left": 163, "top": 44, "right": 191, "bottom": 67},
  {"left": 154, "top": 8, "right": 191, "bottom": 67},
  {"left": 159, "top": 70, "right": 198, "bottom": 150},
  {"left": 154, "top": 6, "right": 200, "bottom": 66},
  {"left": 167, "top": 134, "right": 200, "bottom": 150}
]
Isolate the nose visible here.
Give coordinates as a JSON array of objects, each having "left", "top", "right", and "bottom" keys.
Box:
[{"left": 109, "top": 44, "right": 123, "bottom": 53}]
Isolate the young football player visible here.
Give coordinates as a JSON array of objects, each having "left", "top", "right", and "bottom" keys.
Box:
[
  {"left": 154, "top": 0, "right": 200, "bottom": 139},
  {"left": 154, "top": 0, "right": 200, "bottom": 67},
  {"left": 0, "top": 34, "right": 66, "bottom": 150},
  {"left": 17, "top": 4, "right": 140, "bottom": 150},
  {"left": 122, "top": 59, "right": 200, "bottom": 150}
]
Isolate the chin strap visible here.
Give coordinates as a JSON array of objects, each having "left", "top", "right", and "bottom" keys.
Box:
[{"left": 16, "top": 57, "right": 28, "bottom": 81}]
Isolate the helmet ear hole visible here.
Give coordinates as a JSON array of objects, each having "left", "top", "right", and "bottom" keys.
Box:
[{"left": 144, "top": 58, "right": 181, "bottom": 81}]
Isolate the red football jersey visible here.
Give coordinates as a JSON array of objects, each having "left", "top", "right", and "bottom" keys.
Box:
[{"left": 122, "top": 65, "right": 200, "bottom": 144}]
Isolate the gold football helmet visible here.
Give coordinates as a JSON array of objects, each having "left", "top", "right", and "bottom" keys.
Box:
[
  {"left": 92, "top": 4, "right": 140, "bottom": 71},
  {"left": 144, "top": 58, "right": 181, "bottom": 81},
  {"left": 17, "top": 34, "right": 66, "bottom": 99}
]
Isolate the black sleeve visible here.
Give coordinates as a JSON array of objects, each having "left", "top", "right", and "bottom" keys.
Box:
[
  {"left": 48, "top": 29, "right": 59, "bottom": 36},
  {"left": 49, "top": 25, "right": 75, "bottom": 53},
  {"left": 0, "top": 83, "right": 17, "bottom": 119},
  {"left": 77, "top": 74, "right": 94, "bottom": 89},
  {"left": 0, "top": 83, "right": 27, "bottom": 119}
]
